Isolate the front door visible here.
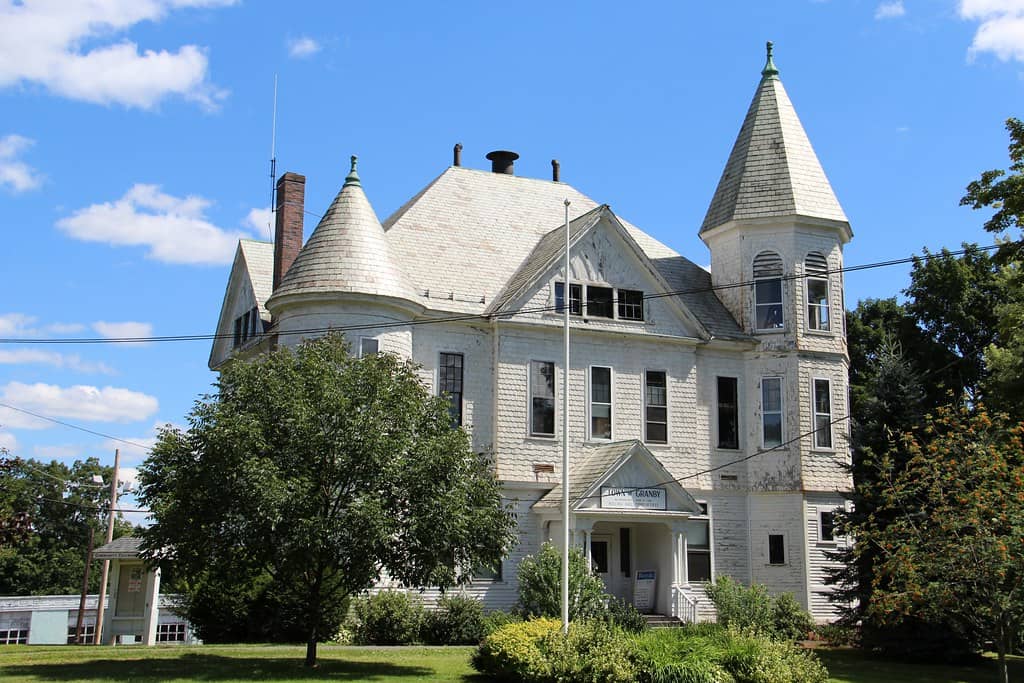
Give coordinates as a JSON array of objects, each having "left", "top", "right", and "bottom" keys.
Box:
[{"left": 590, "top": 534, "right": 612, "bottom": 591}]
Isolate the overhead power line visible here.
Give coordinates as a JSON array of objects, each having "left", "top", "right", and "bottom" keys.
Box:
[
  {"left": 0, "top": 244, "right": 1001, "bottom": 346},
  {"left": 0, "top": 401, "right": 152, "bottom": 451}
]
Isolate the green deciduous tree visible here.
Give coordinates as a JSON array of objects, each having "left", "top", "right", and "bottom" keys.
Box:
[
  {"left": 515, "top": 542, "right": 606, "bottom": 621},
  {"left": 861, "top": 405, "right": 1024, "bottom": 683},
  {"left": 962, "top": 118, "right": 1024, "bottom": 420},
  {"left": 138, "top": 333, "right": 516, "bottom": 666},
  {"left": 0, "top": 454, "right": 132, "bottom": 595}
]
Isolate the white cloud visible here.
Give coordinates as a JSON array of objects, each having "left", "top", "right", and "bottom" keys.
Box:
[
  {"left": 92, "top": 321, "right": 154, "bottom": 340},
  {"left": 960, "top": 0, "right": 1024, "bottom": 62},
  {"left": 0, "top": 381, "right": 159, "bottom": 429},
  {"left": 31, "top": 443, "right": 80, "bottom": 460},
  {"left": 874, "top": 1, "right": 905, "bottom": 19},
  {"left": 0, "top": 134, "right": 43, "bottom": 193},
  {"left": 0, "top": 313, "right": 39, "bottom": 337},
  {"left": 0, "top": 0, "right": 237, "bottom": 110},
  {"left": 245, "top": 207, "right": 273, "bottom": 238},
  {"left": 57, "top": 184, "right": 257, "bottom": 265},
  {"left": 0, "top": 431, "right": 17, "bottom": 452},
  {"left": 287, "top": 36, "right": 321, "bottom": 59},
  {"left": 0, "top": 348, "right": 114, "bottom": 374}
]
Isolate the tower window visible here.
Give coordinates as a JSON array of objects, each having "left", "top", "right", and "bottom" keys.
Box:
[
  {"left": 813, "top": 378, "right": 833, "bottom": 449},
  {"left": 806, "top": 252, "right": 830, "bottom": 331},
  {"left": 761, "top": 377, "right": 784, "bottom": 448},
  {"left": 753, "top": 251, "right": 784, "bottom": 330}
]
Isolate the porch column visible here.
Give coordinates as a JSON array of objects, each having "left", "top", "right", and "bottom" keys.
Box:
[
  {"left": 584, "top": 529, "right": 593, "bottom": 572},
  {"left": 681, "top": 532, "right": 689, "bottom": 586},
  {"left": 141, "top": 567, "right": 161, "bottom": 646}
]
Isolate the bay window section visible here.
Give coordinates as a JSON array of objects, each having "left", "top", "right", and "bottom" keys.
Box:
[
  {"left": 644, "top": 370, "right": 668, "bottom": 444},
  {"left": 530, "top": 361, "right": 555, "bottom": 437},
  {"left": 590, "top": 366, "right": 612, "bottom": 440},
  {"left": 761, "top": 377, "right": 783, "bottom": 448}
]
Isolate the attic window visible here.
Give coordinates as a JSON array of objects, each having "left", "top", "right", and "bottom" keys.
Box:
[
  {"left": 232, "top": 306, "right": 261, "bottom": 349},
  {"left": 555, "top": 283, "right": 643, "bottom": 321}
]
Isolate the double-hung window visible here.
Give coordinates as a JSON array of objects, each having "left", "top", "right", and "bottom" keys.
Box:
[
  {"left": 813, "top": 378, "right": 832, "bottom": 449},
  {"left": 644, "top": 370, "right": 668, "bottom": 444},
  {"left": 806, "top": 252, "right": 830, "bottom": 331},
  {"left": 618, "top": 289, "right": 644, "bottom": 321},
  {"left": 358, "top": 337, "right": 379, "bottom": 357},
  {"left": 761, "top": 377, "right": 783, "bottom": 448},
  {"left": 753, "top": 251, "right": 784, "bottom": 330},
  {"left": 439, "top": 352, "right": 464, "bottom": 427},
  {"left": 819, "top": 509, "right": 837, "bottom": 542},
  {"left": 530, "top": 361, "right": 556, "bottom": 437},
  {"left": 590, "top": 366, "right": 612, "bottom": 440},
  {"left": 686, "top": 502, "right": 712, "bottom": 582},
  {"left": 717, "top": 376, "right": 739, "bottom": 449}
]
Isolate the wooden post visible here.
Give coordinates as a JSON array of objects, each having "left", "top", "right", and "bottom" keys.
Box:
[
  {"left": 93, "top": 449, "right": 119, "bottom": 645},
  {"left": 75, "top": 526, "right": 95, "bottom": 644}
]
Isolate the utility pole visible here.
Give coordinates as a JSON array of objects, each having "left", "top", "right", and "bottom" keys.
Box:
[
  {"left": 75, "top": 525, "right": 95, "bottom": 644},
  {"left": 93, "top": 449, "right": 119, "bottom": 645}
]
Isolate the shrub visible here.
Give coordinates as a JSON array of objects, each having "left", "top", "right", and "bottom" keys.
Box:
[
  {"left": 349, "top": 590, "right": 424, "bottom": 645},
  {"left": 599, "top": 595, "right": 648, "bottom": 634},
  {"left": 813, "top": 621, "right": 859, "bottom": 646},
  {"left": 631, "top": 624, "right": 827, "bottom": 683},
  {"left": 422, "top": 593, "right": 486, "bottom": 645},
  {"left": 717, "top": 629, "right": 828, "bottom": 683},
  {"left": 473, "top": 618, "right": 636, "bottom": 683},
  {"left": 517, "top": 542, "right": 606, "bottom": 620},
  {"left": 482, "top": 609, "right": 523, "bottom": 637},
  {"left": 472, "top": 617, "right": 561, "bottom": 681},
  {"left": 705, "top": 577, "right": 773, "bottom": 635},
  {"left": 705, "top": 576, "right": 814, "bottom": 641},
  {"left": 771, "top": 592, "right": 814, "bottom": 641}
]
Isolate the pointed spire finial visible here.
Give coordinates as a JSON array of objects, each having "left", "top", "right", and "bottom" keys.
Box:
[
  {"left": 761, "top": 40, "right": 779, "bottom": 79},
  {"left": 344, "top": 154, "right": 361, "bottom": 187}
]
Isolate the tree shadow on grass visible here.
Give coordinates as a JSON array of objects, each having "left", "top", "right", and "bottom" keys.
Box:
[{"left": 2, "top": 654, "right": 436, "bottom": 681}]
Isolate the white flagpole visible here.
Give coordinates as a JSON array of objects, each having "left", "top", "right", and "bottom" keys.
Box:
[{"left": 561, "top": 199, "right": 571, "bottom": 634}]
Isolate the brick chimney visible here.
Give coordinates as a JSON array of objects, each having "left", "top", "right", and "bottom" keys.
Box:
[{"left": 273, "top": 172, "right": 305, "bottom": 291}]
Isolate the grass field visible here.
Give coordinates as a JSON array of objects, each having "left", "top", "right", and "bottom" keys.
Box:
[{"left": 1, "top": 643, "right": 1021, "bottom": 682}]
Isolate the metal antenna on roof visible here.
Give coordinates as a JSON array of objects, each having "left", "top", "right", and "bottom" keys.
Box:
[{"left": 268, "top": 74, "right": 279, "bottom": 240}]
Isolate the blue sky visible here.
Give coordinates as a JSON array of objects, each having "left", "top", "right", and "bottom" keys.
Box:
[{"left": 1, "top": 0, "right": 1021, "bottom": 520}]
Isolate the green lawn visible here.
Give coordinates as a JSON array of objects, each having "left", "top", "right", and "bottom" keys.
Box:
[
  {"left": 0, "top": 644, "right": 482, "bottom": 682},
  {"left": 2, "top": 643, "right": 1021, "bottom": 682}
]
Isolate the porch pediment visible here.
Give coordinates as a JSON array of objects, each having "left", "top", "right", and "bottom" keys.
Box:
[{"left": 532, "top": 440, "right": 702, "bottom": 516}]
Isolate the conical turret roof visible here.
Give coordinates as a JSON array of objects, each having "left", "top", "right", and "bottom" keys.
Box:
[
  {"left": 268, "top": 156, "right": 419, "bottom": 306},
  {"left": 700, "top": 43, "right": 848, "bottom": 235}
]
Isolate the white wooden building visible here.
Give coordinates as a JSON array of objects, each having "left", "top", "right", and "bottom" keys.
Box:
[{"left": 210, "top": 46, "right": 852, "bottom": 622}]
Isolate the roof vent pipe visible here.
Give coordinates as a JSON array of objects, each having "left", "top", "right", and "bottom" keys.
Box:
[
  {"left": 551, "top": 159, "right": 560, "bottom": 182},
  {"left": 486, "top": 150, "right": 519, "bottom": 175},
  {"left": 453, "top": 143, "right": 462, "bottom": 167}
]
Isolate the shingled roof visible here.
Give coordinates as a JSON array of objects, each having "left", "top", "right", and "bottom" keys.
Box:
[
  {"left": 383, "top": 166, "right": 746, "bottom": 339},
  {"left": 267, "top": 157, "right": 419, "bottom": 307},
  {"left": 700, "top": 43, "right": 848, "bottom": 235}
]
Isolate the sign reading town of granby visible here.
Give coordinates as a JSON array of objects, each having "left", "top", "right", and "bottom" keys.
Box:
[{"left": 600, "top": 486, "right": 666, "bottom": 510}]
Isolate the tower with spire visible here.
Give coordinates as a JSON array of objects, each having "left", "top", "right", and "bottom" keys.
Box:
[{"left": 699, "top": 42, "right": 853, "bottom": 599}]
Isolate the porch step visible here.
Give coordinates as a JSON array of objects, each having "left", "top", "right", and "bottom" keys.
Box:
[{"left": 643, "top": 613, "right": 683, "bottom": 629}]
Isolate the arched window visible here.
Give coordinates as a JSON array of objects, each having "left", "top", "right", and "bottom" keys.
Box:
[
  {"left": 805, "top": 252, "right": 830, "bottom": 331},
  {"left": 753, "top": 251, "right": 784, "bottom": 330}
]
